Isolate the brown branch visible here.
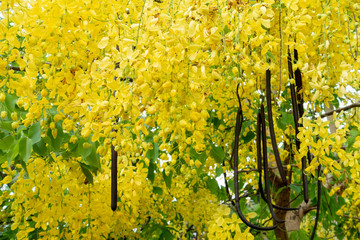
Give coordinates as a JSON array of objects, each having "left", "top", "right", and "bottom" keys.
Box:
[
  {"left": 238, "top": 164, "right": 299, "bottom": 174},
  {"left": 344, "top": 214, "right": 360, "bottom": 220},
  {"left": 320, "top": 102, "right": 360, "bottom": 118},
  {"left": 319, "top": 231, "right": 345, "bottom": 239},
  {"left": 7, "top": 65, "right": 22, "bottom": 71}
]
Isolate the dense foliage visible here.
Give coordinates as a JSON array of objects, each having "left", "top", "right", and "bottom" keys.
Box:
[{"left": 1, "top": 0, "right": 360, "bottom": 239}]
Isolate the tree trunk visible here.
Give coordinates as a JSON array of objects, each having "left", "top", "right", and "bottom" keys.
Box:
[{"left": 274, "top": 185, "right": 290, "bottom": 240}]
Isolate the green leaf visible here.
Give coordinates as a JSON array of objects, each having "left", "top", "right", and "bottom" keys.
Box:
[
  {"left": 4, "top": 140, "right": 20, "bottom": 165},
  {"left": 0, "top": 135, "right": 15, "bottom": 150},
  {"left": 331, "top": 94, "right": 340, "bottom": 108},
  {"left": 223, "top": 25, "right": 231, "bottom": 35},
  {"left": 18, "top": 137, "right": 32, "bottom": 163},
  {"left": 210, "top": 143, "right": 225, "bottom": 163},
  {"left": 153, "top": 186, "right": 163, "bottom": 195},
  {"left": 0, "top": 120, "right": 13, "bottom": 132},
  {"left": 209, "top": 116, "right": 222, "bottom": 129},
  {"left": 80, "top": 163, "right": 93, "bottom": 184},
  {"left": 193, "top": 183, "right": 199, "bottom": 193},
  {"left": 0, "top": 151, "right": 12, "bottom": 165},
  {"left": 289, "top": 231, "right": 297, "bottom": 240},
  {"left": 189, "top": 147, "right": 207, "bottom": 163},
  {"left": 84, "top": 144, "right": 100, "bottom": 169},
  {"left": 147, "top": 160, "right": 156, "bottom": 183},
  {"left": 307, "top": 182, "right": 316, "bottom": 200},
  {"left": 159, "top": 227, "right": 174, "bottom": 240},
  {"left": 241, "top": 131, "right": 255, "bottom": 144},
  {"left": 5, "top": 93, "right": 18, "bottom": 112},
  {"left": 28, "top": 122, "right": 41, "bottom": 144},
  {"left": 47, "top": 122, "right": 64, "bottom": 152},
  {"left": 289, "top": 184, "right": 302, "bottom": 194},
  {"left": 19, "top": 159, "right": 29, "bottom": 177},
  {"left": 146, "top": 142, "right": 159, "bottom": 161},
  {"left": 206, "top": 177, "right": 219, "bottom": 196},
  {"left": 162, "top": 170, "right": 172, "bottom": 189},
  {"left": 298, "top": 230, "right": 309, "bottom": 240},
  {"left": 277, "top": 112, "right": 295, "bottom": 130},
  {"left": 227, "top": 178, "right": 235, "bottom": 194},
  {"left": 77, "top": 138, "right": 92, "bottom": 158},
  {"left": 242, "top": 120, "right": 253, "bottom": 129},
  {"left": 347, "top": 128, "right": 359, "bottom": 148},
  {"left": 215, "top": 166, "right": 223, "bottom": 177},
  {"left": 289, "top": 184, "right": 303, "bottom": 208},
  {"left": 146, "top": 142, "right": 159, "bottom": 183},
  {"left": 33, "top": 139, "right": 48, "bottom": 156},
  {"left": 266, "top": 51, "right": 275, "bottom": 61}
]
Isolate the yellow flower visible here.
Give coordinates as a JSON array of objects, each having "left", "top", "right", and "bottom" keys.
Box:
[
  {"left": 11, "top": 112, "right": 17, "bottom": 121},
  {"left": 0, "top": 93, "right": 5, "bottom": 102},
  {"left": 1, "top": 111, "right": 7, "bottom": 119}
]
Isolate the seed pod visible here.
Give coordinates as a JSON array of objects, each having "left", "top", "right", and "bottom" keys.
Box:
[
  {"left": 288, "top": 51, "right": 309, "bottom": 203},
  {"left": 258, "top": 107, "right": 298, "bottom": 211},
  {"left": 294, "top": 49, "right": 304, "bottom": 118},
  {"left": 310, "top": 165, "right": 322, "bottom": 240},
  {"left": 266, "top": 69, "right": 288, "bottom": 185},
  {"left": 111, "top": 145, "right": 117, "bottom": 211},
  {"left": 294, "top": 49, "right": 312, "bottom": 166},
  {"left": 261, "top": 105, "right": 285, "bottom": 223},
  {"left": 233, "top": 85, "right": 277, "bottom": 231}
]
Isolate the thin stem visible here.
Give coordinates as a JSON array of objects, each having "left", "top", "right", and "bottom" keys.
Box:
[
  {"left": 216, "top": 0, "right": 226, "bottom": 54},
  {"left": 347, "top": 14, "right": 357, "bottom": 60},
  {"left": 88, "top": 184, "right": 92, "bottom": 238},
  {"left": 136, "top": 0, "right": 146, "bottom": 47},
  {"left": 353, "top": 12, "right": 358, "bottom": 57}
]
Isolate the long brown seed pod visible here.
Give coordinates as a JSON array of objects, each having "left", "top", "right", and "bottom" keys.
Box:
[
  {"left": 294, "top": 49, "right": 312, "bottom": 166},
  {"left": 310, "top": 165, "right": 322, "bottom": 240},
  {"left": 288, "top": 51, "right": 309, "bottom": 203},
  {"left": 257, "top": 110, "right": 298, "bottom": 211},
  {"left": 111, "top": 45, "right": 121, "bottom": 212},
  {"left": 233, "top": 84, "right": 277, "bottom": 231},
  {"left": 261, "top": 105, "right": 285, "bottom": 223},
  {"left": 266, "top": 69, "right": 288, "bottom": 185},
  {"left": 294, "top": 49, "right": 304, "bottom": 118},
  {"left": 111, "top": 145, "right": 118, "bottom": 211}
]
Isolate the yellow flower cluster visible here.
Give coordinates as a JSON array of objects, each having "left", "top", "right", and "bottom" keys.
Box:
[{"left": 1, "top": 0, "right": 360, "bottom": 238}]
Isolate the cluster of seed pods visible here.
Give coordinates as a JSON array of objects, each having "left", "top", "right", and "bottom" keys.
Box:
[{"left": 229, "top": 50, "right": 321, "bottom": 239}]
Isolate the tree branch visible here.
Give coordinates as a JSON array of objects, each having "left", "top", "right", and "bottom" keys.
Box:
[
  {"left": 320, "top": 102, "right": 360, "bottom": 118},
  {"left": 7, "top": 65, "right": 21, "bottom": 71},
  {"left": 344, "top": 214, "right": 360, "bottom": 220},
  {"left": 238, "top": 164, "right": 299, "bottom": 174}
]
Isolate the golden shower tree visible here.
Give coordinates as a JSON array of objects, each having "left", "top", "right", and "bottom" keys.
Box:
[{"left": 1, "top": 0, "right": 360, "bottom": 239}]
